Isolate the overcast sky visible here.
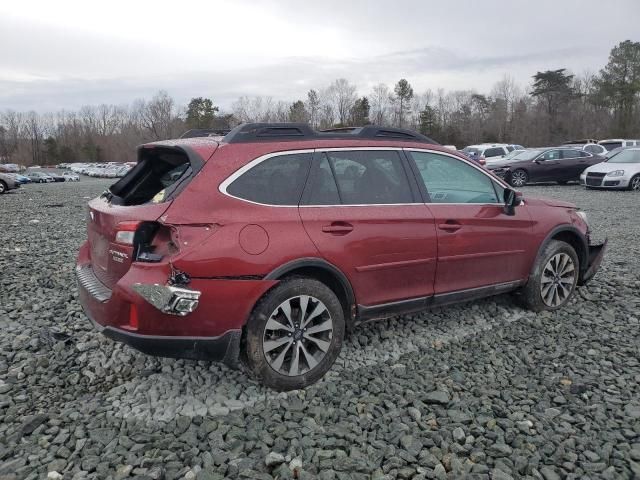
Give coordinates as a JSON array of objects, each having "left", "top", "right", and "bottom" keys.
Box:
[{"left": 1, "top": 0, "right": 639, "bottom": 112}]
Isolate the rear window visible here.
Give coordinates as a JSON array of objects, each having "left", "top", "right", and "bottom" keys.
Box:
[
  {"left": 226, "top": 153, "right": 312, "bottom": 205},
  {"left": 600, "top": 142, "right": 623, "bottom": 151},
  {"left": 483, "top": 147, "right": 505, "bottom": 158},
  {"left": 584, "top": 144, "right": 602, "bottom": 154},
  {"left": 108, "top": 147, "right": 195, "bottom": 206}
]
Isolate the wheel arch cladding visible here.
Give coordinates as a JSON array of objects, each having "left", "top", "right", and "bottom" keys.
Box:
[
  {"left": 535, "top": 226, "right": 588, "bottom": 280},
  {"left": 264, "top": 258, "right": 356, "bottom": 325}
]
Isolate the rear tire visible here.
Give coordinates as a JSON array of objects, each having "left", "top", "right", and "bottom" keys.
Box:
[
  {"left": 0, "top": 181, "right": 6, "bottom": 194},
  {"left": 519, "top": 240, "right": 579, "bottom": 312},
  {"left": 242, "top": 277, "right": 345, "bottom": 391},
  {"left": 629, "top": 174, "right": 640, "bottom": 191},
  {"left": 509, "top": 169, "right": 528, "bottom": 187}
]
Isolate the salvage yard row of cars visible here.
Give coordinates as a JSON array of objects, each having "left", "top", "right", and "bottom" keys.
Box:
[
  {"left": 0, "top": 162, "right": 134, "bottom": 194},
  {"left": 456, "top": 138, "right": 640, "bottom": 190}
]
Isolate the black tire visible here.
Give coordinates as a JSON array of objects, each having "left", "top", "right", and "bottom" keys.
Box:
[
  {"left": 0, "top": 181, "right": 6, "bottom": 194},
  {"left": 242, "top": 277, "right": 345, "bottom": 391},
  {"left": 629, "top": 174, "right": 640, "bottom": 191},
  {"left": 509, "top": 169, "right": 528, "bottom": 187},
  {"left": 519, "top": 240, "right": 579, "bottom": 312}
]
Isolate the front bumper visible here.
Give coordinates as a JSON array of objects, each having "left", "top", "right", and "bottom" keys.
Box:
[
  {"left": 581, "top": 174, "right": 631, "bottom": 189},
  {"left": 579, "top": 239, "right": 607, "bottom": 285},
  {"left": 487, "top": 167, "right": 508, "bottom": 179}
]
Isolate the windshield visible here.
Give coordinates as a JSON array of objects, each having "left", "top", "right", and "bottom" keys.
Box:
[
  {"left": 608, "top": 149, "right": 640, "bottom": 164},
  {"left": 462, "top": 147, "right": 481, "bottom": 155}
]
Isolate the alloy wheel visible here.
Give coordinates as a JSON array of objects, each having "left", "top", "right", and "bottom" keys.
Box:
[
  {"left": 262, "top": 295, "right": 333, "bottom": 377},
  {"left": 511, "top": 170, "right": 527, "bottom": 187},
  {"left": 0, "top": 183, "right": 5, "bottom": 194},
  {"left": 631, "top": 176, "right": 640, "bottom": 191},
  {"left": 540, "top": 253, "right": 575, "bottom": 307}
]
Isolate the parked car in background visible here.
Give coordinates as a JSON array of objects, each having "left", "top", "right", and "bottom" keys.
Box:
[
  {"left": 63, "top": 171, "right": 80, "bottom": 182},
  {"left": 0, "top": 163, "right": 21, "bottom": 173},
  {"left": 462, "top": 144, "right": 524, "bottom": 166},
  {"left": 76, "top": 123, "right": 606, "bottom": 390},
  {"left": 487, "top": 147, "right": 604, "bottom": 187},
  {"left": 562, "top": 142, "right": 607, "bottom": 156},
  {"left": 5, "top": 173, "right": 30, "bottom": 184},
  {"left": 0, "top": 172, "right": 21, "bottom": 193},
  {"left": 485, "top": 148, "right": 528, "bottom": 165},
  {"left": 562, "top": 139, "right": 598, "bottom": 145},
  {"left": 26, "top": 171, "right": 55, "bottom": 183},
  {"left": 46, "top": 172, "right": 66, "bottom": 182},
  {"left": 598, "top": 139, "right": 640, "bottom": 151},
  {"left": 580, "top": 147, "right": 640, "bottom": 191}
]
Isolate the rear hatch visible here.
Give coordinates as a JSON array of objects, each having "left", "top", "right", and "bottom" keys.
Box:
[{"left": 87, "top": 142, "right": 215, "bottom": 288}]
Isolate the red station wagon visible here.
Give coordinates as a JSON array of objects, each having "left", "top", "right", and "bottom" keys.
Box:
[{"left": 76, "top": 123, "right": 606, "bottom": 390}]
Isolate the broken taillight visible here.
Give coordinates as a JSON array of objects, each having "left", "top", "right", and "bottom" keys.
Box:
[{"left": 114, "top": 221, "right": 141, "bottom": 245}]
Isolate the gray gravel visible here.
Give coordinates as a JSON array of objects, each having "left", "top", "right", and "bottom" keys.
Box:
[{"left": 1, "top": 179, "right": 639, "bottom": 480}]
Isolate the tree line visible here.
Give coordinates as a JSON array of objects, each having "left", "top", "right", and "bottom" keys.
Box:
[{"left": 1, "top": 40, "right": 639, "bottom": 166}]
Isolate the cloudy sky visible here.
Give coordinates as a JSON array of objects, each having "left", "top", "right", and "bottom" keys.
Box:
[{"left": 1, "top": 0, "right": 638, "bottom": 112}]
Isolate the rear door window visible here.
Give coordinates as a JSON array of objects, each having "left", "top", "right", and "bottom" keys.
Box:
[
  {"left": 540, "top": 150, "right": 562, "bottom": 160},
  {"left": 560, "top": 149, "right": 581, "bottom": 159},
  {"left": 409, "top": 151, "right": 500, "bottom": 204},
  {"left": 305, "top": 157, "right": 341, "bottom": 205},
  {"left": 304, "top": 150, "right": 413, "bottom": 205},
  {"left": 226, "top": 153, "right": 312, "bottom": 205}
]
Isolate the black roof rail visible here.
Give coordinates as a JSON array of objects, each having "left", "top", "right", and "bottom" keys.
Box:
[
  {"left": 222, "top": 123, "right": 439, "bottom": 145},
  {"left": 180, "top": 128, "right": 231, "bottom": 139}
]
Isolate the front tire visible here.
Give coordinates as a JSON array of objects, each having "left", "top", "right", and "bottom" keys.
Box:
[
  {"left": 0, "top": 181, "right": 6, "bottom": 194},
  {"left": 519, "top": 240, "right": 579, "bottom": 312},
  {"left": 629, "top": 174, "right": 640, "bottom": 191},
  {"left": 509, "top": 169, "right": 528, "bottom": 187},
  {"left": 242, "top": 277, "right": 345, "bottom": 391}
]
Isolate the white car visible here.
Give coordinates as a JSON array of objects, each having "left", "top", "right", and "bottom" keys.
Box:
[
  {"left": 62, "top": 171, "right": 80, "bottom": 182},
  {"left": 462, "top": 143, "right": 525, "bottom": 163},
  {"left": 581, "top": 147, "right": 640, "bottom": 191},
  {"left": 598, "top": 139, "right": 640, "bottom": 151}
]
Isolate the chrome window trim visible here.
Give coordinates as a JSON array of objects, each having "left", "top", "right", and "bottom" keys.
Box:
[{"left": 218, "top": 146, "right": 511, "bottom": 208}]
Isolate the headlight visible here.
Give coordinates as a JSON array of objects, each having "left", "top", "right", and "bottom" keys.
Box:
[{"left": 606, "top": 170, "right": 625, "bottom": 177}]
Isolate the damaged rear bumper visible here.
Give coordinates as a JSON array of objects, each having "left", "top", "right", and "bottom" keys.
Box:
[
  {"left": 84, "top": 310, "right": 241, "bottom": 366},
  {"left": 579, "top": 239, "right": 607, "bottom": 285}
]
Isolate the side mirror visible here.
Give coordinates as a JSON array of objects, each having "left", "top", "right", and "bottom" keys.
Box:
[{"left": 503, "top": 188, "right": 522, "bottom": 216}]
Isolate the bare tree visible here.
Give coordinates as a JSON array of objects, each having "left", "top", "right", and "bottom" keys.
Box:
[
  {"left": 370, "top": 83, "right": 391, "bottom": 125},
  {"left": 328, "top": 78, "right": 357, "bottom": 126},
  {"left": 139, "top": 90, "right": 178, "bottom": 140}
]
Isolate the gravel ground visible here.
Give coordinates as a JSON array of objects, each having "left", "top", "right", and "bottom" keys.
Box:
[{"left": 1, "top": 179, "right": 639, "bottom": 480}]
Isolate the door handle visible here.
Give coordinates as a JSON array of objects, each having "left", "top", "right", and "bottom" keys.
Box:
[
  {"left": 437, "top": 221, "right": 462, "bottom": 232},
  {"left": 322, "top": 222, "right": 354, "bottom": 235}
]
